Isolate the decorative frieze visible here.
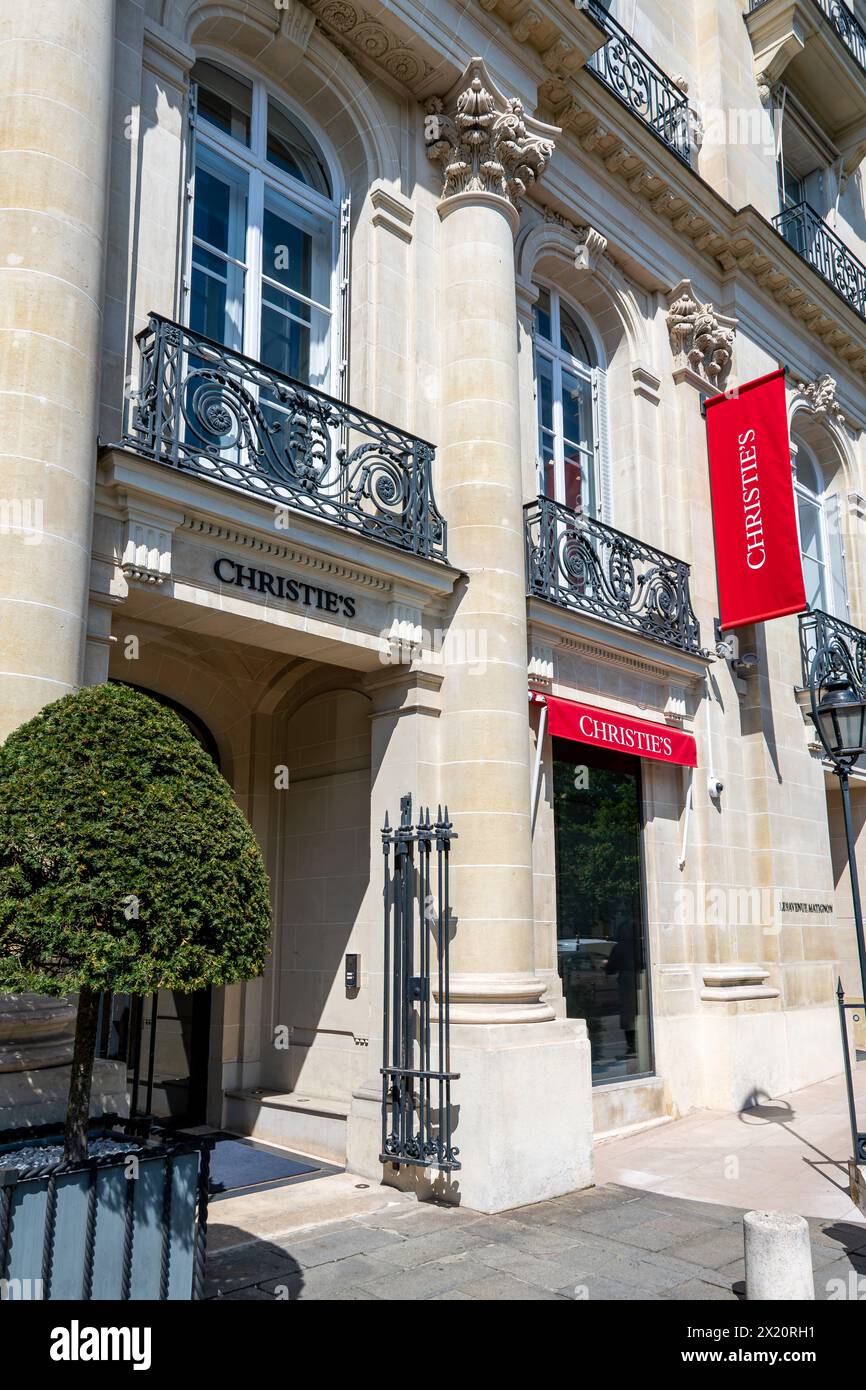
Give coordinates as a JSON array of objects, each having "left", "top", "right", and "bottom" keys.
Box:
[
  {"left": 666, "top": 279, "right": 736, "bottom": 388},
  {"left": 424, "top": 57, "right": 558, "bottom": 209}
]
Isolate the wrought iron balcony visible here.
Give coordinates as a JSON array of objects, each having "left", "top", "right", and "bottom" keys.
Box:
[
  {"left": 799, "top": 607, "right": 866, "bottom": 696},
  {"left": 119, "top": 313, "right": 447, "bottom": 562},
  {"left": 774, "top": 201, "right": 866, "bottom": 318},
  {"left": 585, "top": 0, "right": 692, "bottom": 164},
  {"left": 749, "top": 0, "right": 866, "bottom": 75},
  {"left": 525, "top": 495, "right": 703, "bottom": 654}
]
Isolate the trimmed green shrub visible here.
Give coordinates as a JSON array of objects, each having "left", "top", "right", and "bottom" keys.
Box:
[{"left": 0, "top": 682, "right": 271, "bottom": 1158}]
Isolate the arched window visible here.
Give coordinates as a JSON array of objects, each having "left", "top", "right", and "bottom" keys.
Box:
[
  {"left": 532, "top": 285, "right": 607, "bottom": 518},
  {"left": 793, "top": 440, "right": 848, "bottom": 618},
  {"left": 188, "top": 60, "right": 340, "bottom": 391}
]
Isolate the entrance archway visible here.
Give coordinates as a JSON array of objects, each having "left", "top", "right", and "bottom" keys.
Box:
[{"left": 95, "top": 684, "right": 220, "bottom": 1127}]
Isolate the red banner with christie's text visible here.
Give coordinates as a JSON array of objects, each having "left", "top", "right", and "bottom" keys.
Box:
[{"left": 704, "top": 368, "right": 806, "bottom": 630}]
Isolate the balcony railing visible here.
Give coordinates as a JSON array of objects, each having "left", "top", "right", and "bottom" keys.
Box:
[
  {"left": 774, "top": 201, "right": 866, "bottom": 318},
  {"left": 586, "top": 0, "right": 692, "bottom": 164},
  {"left": 524, "top": 495, "right": 703, "bottom": 654},
  {"left": 119, "top": 313, "right": 447, "bottom": 562},
  {"left": 749, "top": 0, "right": 866, "bottom": 75},
  {"left": 799, "top": 607, "right": 866, "bottom": 696}
]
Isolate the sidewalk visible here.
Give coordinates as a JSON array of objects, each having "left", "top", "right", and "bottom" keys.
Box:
[
  {"left": 205, "top": 1180, "right": 866, "bottom": 1301},
  {"left": 595, "top": 1067, "right": 866, "bottom": 1223}
]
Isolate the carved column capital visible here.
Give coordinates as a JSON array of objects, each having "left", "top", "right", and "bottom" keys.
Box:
[{"left": 424, "top": 57, "right": 559, "bottom": 224}]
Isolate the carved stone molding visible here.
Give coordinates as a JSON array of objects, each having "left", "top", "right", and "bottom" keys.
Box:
[
  {"left": 528, "top": 641, "right": 554, "bottom": 686},
  {"left": 424, "top": 57, "right": 559, "bottom": 212},
  {"left": 574, "top": 224, "right": 608, "bottom": 272},
  {"left": 700, "top": 965, "right": 779, "bottom": 1002},
  {"left": 666, "top": 279, "right": 736, "bottom": 388},
  {"left": 304, "top": 0, "right": 439, "bottom": 94},
  {"left": 276, "top": 0, "right": 316, "bottom": 52},
  {"left": 796, "top": 372, "right": 846, "bottom": 425},
  {"left": 121, "top": 519, "right": 173, "bottom": 585}
]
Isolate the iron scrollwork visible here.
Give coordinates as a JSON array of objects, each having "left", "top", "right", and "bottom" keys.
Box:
[
  {"left": 775, "top": 201, "right": 866, "bottom": 320},
  {"left": 586, "top": 0, "right": 692, "bottom": 164},
  {"left": 525, "top": 495, "right": 703, "bottom": 654},
  {"left": 799, "top": 608, "right": 866, "bottom": 701},
  {"left": 120, "top": 314, "right": 448, "bottom": 562}
]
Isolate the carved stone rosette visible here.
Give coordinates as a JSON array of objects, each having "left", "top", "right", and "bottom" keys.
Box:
[
  {"left": 666, "top": 278, "right": 736, "bottom": 388},
  {"left": 424, "top": 57, "right": 559, "bottom": 216}
]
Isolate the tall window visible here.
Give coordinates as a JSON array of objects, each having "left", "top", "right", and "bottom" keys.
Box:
[
  {"left": 532, "top": 285, "right": 602, "bottom": 517},
  {"left": 189, "top": 60, "right": 338, "bottom": 391},
  {"left": 794, "top": 441, "right": 848, "bottom": 618}
]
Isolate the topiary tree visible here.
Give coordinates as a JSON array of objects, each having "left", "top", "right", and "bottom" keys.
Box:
[{"left": 0, "top": 683, "right": 272, "bottom": 1162}]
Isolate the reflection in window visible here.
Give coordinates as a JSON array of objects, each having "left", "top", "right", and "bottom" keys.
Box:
[
  {"left": 553, "top": 739, "right": 652, "bottom": 1084},
  {"left": 189, "top": 60, "right": 336, "bottom": 390},
  {"left": 794, "top": 441, "right": 848, "bottom": 618},
  {"left": 532, "top": 285, "right": 599, "bottom": 517}
]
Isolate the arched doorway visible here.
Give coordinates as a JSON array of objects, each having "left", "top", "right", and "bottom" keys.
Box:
[{"left": 95, "top": 684, "right": 219, "bottom": 1128}]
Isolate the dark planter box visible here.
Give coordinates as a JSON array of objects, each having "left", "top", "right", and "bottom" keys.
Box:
[{"left": 0, "top": 1117, "right": 212, "bottom": 1300}]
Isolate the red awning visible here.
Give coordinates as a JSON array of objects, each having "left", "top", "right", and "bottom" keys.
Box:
[{"left": 531, "top": 692, "right": 697, "bottom": 768}]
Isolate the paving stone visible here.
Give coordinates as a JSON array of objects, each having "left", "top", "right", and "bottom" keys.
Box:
[
  {"left": 814, "top": 1256, "right": 866, "bottom": 1300},
  {"left": 564, "top": 1200, "right": 699, "bottom": 1240},
  {"left": 362, "top": 1224, "right": 490, "bottom": 1269},
  {"left": 356, "top": 1203, "right": 480, "bottom": 1236},
  {"left": 465, "top": 1215, "right": 592, "bottom": 1257},
  {"left": 216, "top": 1284, "right": 279, "bottom": 1300},
  {"left": 278, "top": 1224, "right": 404, "bottom": 1267},
  {"left": 358, "top": 1254, "right": 483, "bottom": 1301},
  {"left": 261, "top": 1252, "right": 396, "bottom": 1299},
  {"left": 558, "top": 1276, "right": 661, "bottom": 1301},
  {"left": 431, "top": 1290, "right": 476, "bottom": 1299},
  {"left": 593, "top": 1213, "right": 734, "bottom": 1253},
  {"left": 663, "top": 1226, "right": 746, "bottom": 1270},
  {"left": 204, "top": 1243, "right": 299, "bottom": 1296},
  {"left": 470, "top": 1240, "right": 597, "bottom": 1292},
  {"left": 450, "top": 1265, "right": 570, "bottom": 1300},
  {"left": 636, "top": 1193, "right": 746, "bottom": 1225},
  {"left": 665, "top": 1278, "right": 741, "bottom": 1301}
]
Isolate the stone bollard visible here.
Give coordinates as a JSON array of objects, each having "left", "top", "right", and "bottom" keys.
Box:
[{"left": 743, "top": 1210, "right": 815, "bottom": 1300}]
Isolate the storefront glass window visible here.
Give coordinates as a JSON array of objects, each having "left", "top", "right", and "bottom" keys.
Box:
[{"left": 552, "top": 738, "right": 653, "bottom": 1083}]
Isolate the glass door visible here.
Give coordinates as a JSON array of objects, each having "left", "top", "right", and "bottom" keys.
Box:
[{"left": 552, "top": 738, "right": 653, "bottom": 1083}]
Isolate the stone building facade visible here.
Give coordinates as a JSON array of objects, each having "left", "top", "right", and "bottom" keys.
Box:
[{"left": 3, "top": 0, "right": 866, "bottom": 1212}]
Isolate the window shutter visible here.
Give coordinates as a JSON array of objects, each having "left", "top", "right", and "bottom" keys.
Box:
[
  {"left": 337, "top": 192, "right": 351, "bottom": 401},
  {"left": 177, "top": 80, "right": 198, "bottom": 321},
  {"left": 592, "top": 365, "right": 613, "bottom": 525},
  {"left": 825, "top": 490, "right": 850, "bottom": 619}
]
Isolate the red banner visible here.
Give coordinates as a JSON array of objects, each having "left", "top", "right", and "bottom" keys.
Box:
[
  {"left": 531, "top": 693, "right": 697, "bottom": 767},
  {"left": 704, "top": 368, "right": 806, "bottom": 630}
]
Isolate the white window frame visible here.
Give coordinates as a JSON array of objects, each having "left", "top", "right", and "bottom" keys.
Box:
[
  {"left": 532, "top": 283, "right": 608, "bottom": 521},
  {"left": 793, "top": 439, "right": 849, "bottom": 618},
  {"left": 186, "top": 58, "right": 342, "bottom": 394}
]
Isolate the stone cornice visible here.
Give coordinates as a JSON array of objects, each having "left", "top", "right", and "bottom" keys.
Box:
[{"left": 538, "top": 65, "right": 866, "bottom": 384}]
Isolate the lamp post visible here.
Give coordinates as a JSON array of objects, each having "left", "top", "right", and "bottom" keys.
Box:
[{"left": 807, "top": 664, "right": 866, "bottom": 1165}]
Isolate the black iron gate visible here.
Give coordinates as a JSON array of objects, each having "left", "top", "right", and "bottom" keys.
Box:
[{"left": 380, "top": 796, "right": 460, "bottom": 1171}]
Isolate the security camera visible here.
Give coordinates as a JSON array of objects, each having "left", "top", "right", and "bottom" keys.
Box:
[{"left": 707, "top": 777, "right": 724, "bottom": 799}]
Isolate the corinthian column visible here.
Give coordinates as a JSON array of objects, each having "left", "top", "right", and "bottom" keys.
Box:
[
  {"left": 419, "top": 61, "right": 593, "bottom": 1210},
  {"left": 426, "top": 61, "right": 557, "bottom": 1025},
  {"left": 0, "top": 1, "right": 118, "bottom": 1125}
]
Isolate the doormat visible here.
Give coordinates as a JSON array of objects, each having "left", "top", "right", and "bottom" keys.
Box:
[{"left": 205, "top": 1134, "right": 336, "bottom": 1198}]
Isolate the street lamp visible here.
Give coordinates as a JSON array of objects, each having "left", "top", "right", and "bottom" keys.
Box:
[
  {"left": 808, "top": 663, "right": 866, "bottom": 1166},
  {"left": 809, "top": 672, "right": 866, "bottom": 998}
]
